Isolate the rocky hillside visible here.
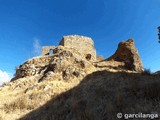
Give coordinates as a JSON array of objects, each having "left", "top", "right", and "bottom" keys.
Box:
[
  {"left": 12, "top": 45, "right": 96, "bottom": 81},
  {"left": 0, "top": 35, "right": 159, "bottom": 120}
]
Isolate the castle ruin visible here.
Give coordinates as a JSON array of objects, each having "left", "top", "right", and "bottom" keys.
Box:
[
  {"left": 42, "top": 46, "right": 56, "bottom": 55},
  {"left": 42, "top": 35, "right": 96, "bottom": 61}
]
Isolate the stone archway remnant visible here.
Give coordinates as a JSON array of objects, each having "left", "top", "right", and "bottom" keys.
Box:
[{"left": 42, "top": 46, "right": 56, "bottom": 56}]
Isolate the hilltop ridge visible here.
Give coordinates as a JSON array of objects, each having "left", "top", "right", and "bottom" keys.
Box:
[
  {"left": 12, "top": 35, "right": 143, "bottom": 81},
  {"left": 1, "top": 35, "right": 156, "bottom": 120}
]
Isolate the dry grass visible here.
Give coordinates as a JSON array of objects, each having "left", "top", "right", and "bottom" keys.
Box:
[
  {"left": 0, "top": 75, "right": 81, "bottom": 120},
  {"left": 0, "top": 69, "right": 160, "bottom": 120},
  {"left": 1, "top": 42, "right": 158, "bottom": 120},
  {"left": 16, "top": 70, "right": 160, "bottom": 120}
]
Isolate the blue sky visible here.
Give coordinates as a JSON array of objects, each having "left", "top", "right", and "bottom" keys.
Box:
[{"left": 0, "top": 0, "right": 160, "bottom": 83}]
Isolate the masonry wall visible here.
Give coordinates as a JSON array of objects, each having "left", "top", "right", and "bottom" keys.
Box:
[
  {"left": 42, "top": 46, "right": 56, "bottom": 56},
  {"left": 59, "top": 35, "right": 96, "bottom": 61}
]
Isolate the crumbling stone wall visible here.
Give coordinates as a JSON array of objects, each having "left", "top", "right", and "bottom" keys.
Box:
[
  {"left": 59, "top": 35, "right": 96, "bottom": 61},
  {"left": 42, "top": 46, "right": 56, "bottom": 56},
  {"left": 107, "top": 39, "right": 144, "bottom": 72},
  {"left": 12, "top": 46, "right": 96, "bottom": 81}
]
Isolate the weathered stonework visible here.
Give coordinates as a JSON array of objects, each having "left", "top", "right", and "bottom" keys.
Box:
[
  {"left": 42, "top": 46, "right": 56, "bottom": 56},
  {"left": 12, "top": 46, "right": 96, "bottom": 81},
  {"left": 12, "top": 35, "right": 144, "bottom": 82},
  {"left": 59, "top": 35, "right": 96, "bottom": 62},
  {"left": 107, "top": 39, "right": 144, "bottom": 72}
]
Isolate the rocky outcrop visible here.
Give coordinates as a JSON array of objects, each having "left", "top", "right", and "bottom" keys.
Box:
[
  {"left": 107, "top": 39, "right": 144, "bottom": 72},
  {"left": 12, "top": 46, "right": 96, "bottom": 81},
  {"left": 12, "top": 36, "right": 144, "bottom": 82}
]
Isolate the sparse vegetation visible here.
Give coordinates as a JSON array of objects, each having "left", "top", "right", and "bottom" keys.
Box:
[
  {"left": 17, "top": 71, "right": 160, "bottom": 120},
  {"left": 1, "top": 70, "right": 160, "bottom": 120}
]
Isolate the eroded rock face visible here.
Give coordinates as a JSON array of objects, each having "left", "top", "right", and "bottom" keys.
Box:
[{"left": 107, "top": 39, "right": 144, "bottom": 72}]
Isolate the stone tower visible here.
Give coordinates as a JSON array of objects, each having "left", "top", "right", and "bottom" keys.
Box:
[{"left": 59, "top": 35, "right": 96, "bottom": 61}]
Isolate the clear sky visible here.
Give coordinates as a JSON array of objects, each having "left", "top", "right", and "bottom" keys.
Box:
[{"left": 0, "top": 0, "right": 160, "bottom": 84}]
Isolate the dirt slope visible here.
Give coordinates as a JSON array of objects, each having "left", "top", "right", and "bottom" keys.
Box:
[{"left": 20, "top": 71, "right": 160, "bottom": 120}]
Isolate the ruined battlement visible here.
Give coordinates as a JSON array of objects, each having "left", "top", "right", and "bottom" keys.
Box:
[
  {"left": 41, "top": 35, "right": 96, "bottom": 62},
  {"left": 42, "top": 46, "right": 56, "bottom": 56}
]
